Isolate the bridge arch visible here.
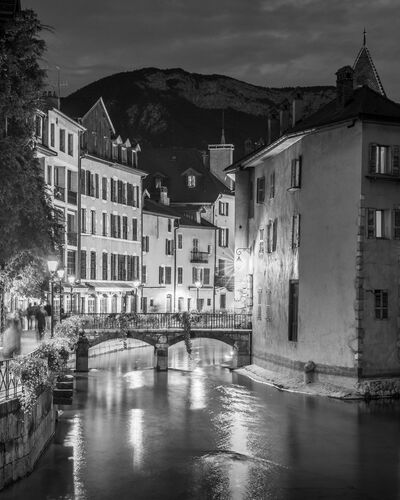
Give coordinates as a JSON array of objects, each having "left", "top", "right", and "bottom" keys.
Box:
[
  {"left": 87, "top": 330, "right": 158, "bottom": 348},
  {"left": 168, "top": 331, "right": 238, "bottom": 349}
]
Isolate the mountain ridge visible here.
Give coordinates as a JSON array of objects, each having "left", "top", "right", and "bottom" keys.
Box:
[{"left": 62, "top": 67, "right": 336, "bottom": 157}]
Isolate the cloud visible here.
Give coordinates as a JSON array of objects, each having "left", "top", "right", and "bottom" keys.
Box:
[{"left": 26, "top": 0, "right": 400, "bottom": 100}]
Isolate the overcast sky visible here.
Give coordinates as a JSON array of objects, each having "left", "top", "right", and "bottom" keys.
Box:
[{"left": 26, "top": 0, "right": 400, "bottom": 100}]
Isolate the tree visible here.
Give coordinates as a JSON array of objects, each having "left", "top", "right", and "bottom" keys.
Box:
[{"left": 0, "top": 10, "right": 61, "bottom": 329}]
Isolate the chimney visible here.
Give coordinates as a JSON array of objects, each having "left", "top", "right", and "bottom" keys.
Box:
[
  {"left": 279, "top": 100, "right": 290, "bottom": 136},
  {"left": 200, "top": 150, "right": 209, "bottom": 168},
  {"left": 159, "top": 186, "right": 170, "bottom": 206},
  {"left": 292, "top": 90, "right": 304, "bottom": 126},
  {"left": 267, "top": 112, "right": 280, "bottom": 145},
  {"left": 336, "top": 66, "right": 354, "bottom": 107},
  {"left": 42, "top": 90, "right": 58, "bottom": 111}
]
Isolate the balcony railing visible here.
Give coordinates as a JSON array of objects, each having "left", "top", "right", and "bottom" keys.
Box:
[
  {"left": 215, "top": 275, "right": 234, "bottom": 292},
  {"left": 54, "top": 186, "right": 65, "bottom": 202},
  {"left": 67, "top": 232, "right": 78, "bottom": 246},
  {"left": 190, "top": 251, "right": 209, "bottom": 263},
  {"left": 79, "top": 313, "right": 252, "bottom": 331},
  {"left": 67, "top": 190, "right": 78, "bottom": 205}
]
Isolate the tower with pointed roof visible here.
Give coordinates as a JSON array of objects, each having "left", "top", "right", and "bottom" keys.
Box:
[
  {"left": 353, "top": 30, "right": 385, "bottom": 96},
  {"left": 208, "top": 111, "right": 235, "bottom": 189}
]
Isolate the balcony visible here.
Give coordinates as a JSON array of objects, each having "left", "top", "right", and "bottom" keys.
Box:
[
  {"left": 54, "top": 186, "right": 65, "bottom": 202},
  {"left": 190, "top": 251, "right": 209, "bottom": 263},
  {"left": 215, "top": 274, "right": 234, "bottom": 292},
  {"left": 67, "top": 232, "right": 78, "bottom": 246},
  {"left": 67, "top": 190, "right": 78, "bottom": 205}
]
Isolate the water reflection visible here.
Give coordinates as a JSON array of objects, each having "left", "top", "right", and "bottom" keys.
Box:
[{"left": 2, "top": 341, "right": 400, "bottom": 500}]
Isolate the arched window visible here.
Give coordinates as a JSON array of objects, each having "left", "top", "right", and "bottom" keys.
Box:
[
  {"left": 88, "top": 294, "right": 96, "bottom": 314},
  {"left": 111, "top": 294, "right": 118, "bottom": 313},
  {"left": 100, "top": 294, "right": 108, "bottom": 314}
]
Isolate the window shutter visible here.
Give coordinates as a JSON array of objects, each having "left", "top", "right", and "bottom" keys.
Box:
[
  {"left": 165, "top": 239, "right": 169, "bottom": 255},
  {"left": 272, "top": 219, "right": 278, "bottom": 251},
  {"left": 117, "top": 216, "right": 121, "bottom": 238},
  {"left": 165, "top": 267, "right": 171, "bottom": 284},
  {"left": 298, "top": 156, "right": 302, "bottom": 188},
  {"left": 369, "top": 144, "right": 377, "bottom": 173},
  {"left": 80, "top": 169, "right": 86, "bottom": 194},
  {"left": 95, "top": 174, "right": 99, "bottom": 198},
  {"left": 226, "top": 203, "right": 229, "bottom": 216},
  {"left": 192, "top": 267, "right": 196, "bottom": 283},
  {"left": 393, "top": 209, "right": 400, "bottom": 239},
  {"left": 392, "top": 146, "right": 400, "bottom": 176},
  {"left": 159, "top": 266, "right": 164, "bottom": 284},
  {"left": 204, "top": 268, "right": 210, "bottom": 285},
  {"left": 366, "top": 208, "right": 375, "bottom": 238},
  {"left": 142, "top": 265, "right": 147, "bottom": 283},
  {"left": 291, "top": 159, "right": 296, "bottom": 187},
  {"left": 297, "top": 214, "right": 301, "bottom": 247}
]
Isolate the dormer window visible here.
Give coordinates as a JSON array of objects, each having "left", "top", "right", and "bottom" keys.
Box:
[
  {"left": 34, "top": 115, "right": 43, "bottom": 141},
  {"left": 187, "top": 175, "right": 196, "bottom": 188},
  {"left": 155, "top": 176, "right": 162, "bottom": 189},
  {"left": 112, "top": 143, "right": 118, "bottom": 160}
]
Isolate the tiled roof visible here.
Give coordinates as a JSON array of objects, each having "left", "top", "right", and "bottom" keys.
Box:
[
  {"left": 143, "top": 198, "right": 181, "bottom": 218},
  {"left": 290, "top": 85, "right": 400, "bottom": 134},
  {"left": 139, "top": 147, "right": 232, "bottom": 204},
  {"left": 143, "top": 198, "right": 217, "bottom": 229},
  {"left": 353, "top": 46, "right": 385, "bottom": 96}
]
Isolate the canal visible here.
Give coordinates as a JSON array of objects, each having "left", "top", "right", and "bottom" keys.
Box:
[{"left": 2, "top": 339, "right": 400, "bottom": 500}]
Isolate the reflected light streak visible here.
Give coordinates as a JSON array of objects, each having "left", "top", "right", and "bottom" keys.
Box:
[
  {"left": 129, "top": 408, "right": 144, "bottom": 468},
  {"left": 64, "top": 414, "right": 87, "bottom": 500},
  {"left": 190, "top": 374, "right": 206, "bottom": 410},
  {"left": 124, "top": 370, "right": 145, "bottom": 390}
]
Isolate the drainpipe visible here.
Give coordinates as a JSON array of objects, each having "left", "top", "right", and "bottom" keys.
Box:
[
  {"left": 77, "top": 130, "right": 82, "bottom": 313},
  {"left": 140, "top": 180, "right": 144, "bottom": 313},
  {"left": 173, "top": 223, "right": 178, "bottom": 312},
  {"left": 213, "top": 204, "right": 216, "bottom": 313}
]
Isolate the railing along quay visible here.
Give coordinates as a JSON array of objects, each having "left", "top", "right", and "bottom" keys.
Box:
[
  {"left": 79, "top": 313, "right": 252, "bottom": 331},
  {"left": 0, "top": 358, "right": 21, "bottom": 402}
]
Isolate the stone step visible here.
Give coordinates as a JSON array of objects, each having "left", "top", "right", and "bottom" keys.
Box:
[
  {"left": 53, "top": 397, "right": 73, "bottom": 406},
  {"left": 56, "top": 381, "right": 73, "bottom": 390},
  {"left": 53, "top": 389, "right": 73, "bottom": 398}
]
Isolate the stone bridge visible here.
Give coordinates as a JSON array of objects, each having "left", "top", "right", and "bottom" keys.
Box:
[{"left": 75, "top": 313, "right": 252, "bottom": 371}]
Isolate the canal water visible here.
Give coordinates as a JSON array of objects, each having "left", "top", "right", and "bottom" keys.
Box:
[{"left": 2, "top": 339, "right": 400, "bottom": 500}]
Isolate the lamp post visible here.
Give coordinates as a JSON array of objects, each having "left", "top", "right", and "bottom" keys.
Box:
[
  {"left": 47, "top": 257, "right": 58, "bottom": 338},
  {"left": 194, "top": 280, "right": 202, "bottom": 312},
  {"left": 132, "top": 279, "right": 141, "bottom": 313},
  {"left": 68, "top": 275, "right": 75, "bottom": 314},
  {"left": 57, "top": 268, "right": 65, "bottom": 323}
]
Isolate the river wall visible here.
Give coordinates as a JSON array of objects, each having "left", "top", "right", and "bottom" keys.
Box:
[{"left": 0, "top": 389, "right": 55, "bottom": 491}]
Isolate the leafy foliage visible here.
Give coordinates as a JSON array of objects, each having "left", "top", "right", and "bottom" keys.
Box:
[
  {"left": 54, "top": 315, "right": 85, "bottom": 347},
  {"left": 0, "top": 9, "right": 61, "bottom": 267},
  {"left": 10, "top": 355, "right": 50, "bottom": 414}
]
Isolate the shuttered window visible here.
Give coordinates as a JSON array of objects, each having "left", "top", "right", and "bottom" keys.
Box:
[
  {"left": 290, "top": 156, "right": 302, "bottom": 189},
  {"left": 132, "top": 218, "right": 138, "bottom": 241},
  {"left": 122, "top": 216, "right": 128, "bottom": 239},
  {"left": 256, "top": 176, "right": 265, "bottom": 203},
  {"left": 393, "top": 209, "right": 400, "bottom": 239},
  {"left": 102, "top": 253, "right": 108, "bottom": 280},
  {"left": 111, "top": 254, "right": 117, "bottom": 280},
  {"left": 369, "top": 144, "right": 400, "bottom": 176},
  {"left": 177, "top": 267, "right": 183, "bottom": 284},
  {"left": 203, "top": 268, "right": 210, "bottom": 285},
  {"left": 165, "top": 267, "right": 172, "bottom": 284},
  {"left": 90, "top": 251, "right": 96, "bottom": 280},
  {"left": 102, "top": 177, "right": 107, "bottom": 200},
  {"left": 159, "top": 266, "right": 164, "bottom": 284},
  {"left": 374, "top": 290, "right": 388, "bottom": 320},
  {"left": 291, "top": 214, "right": 301, "bottom": 249},
  {"left": 80, "top": 250, "right": 87, "bottom": 279}
]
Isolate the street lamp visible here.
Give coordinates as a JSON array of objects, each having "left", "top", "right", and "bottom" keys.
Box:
[
  {"left": 57, "top": 268, "right": 65, "bottom": 323},
  {"left": 132, "top": 279, "right": 141, "bottom": 313},
  {"left": 194, "top": 280, "right": 202, "bottom": 312},
  {"left": 47, "top": 257, "right": 59, "bottom": 338},
  {"left": 68, "top": 275, "right": 75, "bottom": 314}
]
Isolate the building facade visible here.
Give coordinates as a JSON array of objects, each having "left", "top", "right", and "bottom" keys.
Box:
[{"left": 229, "top": 43, "right": 400, "bottom": 388}]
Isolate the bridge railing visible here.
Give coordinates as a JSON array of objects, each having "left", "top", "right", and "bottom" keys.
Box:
[
  {"left": 79, "top": 313, "right": 252, "bottom": 331},
  {"left": 0, "top": 358, "right": 21, "bottom": 402}
]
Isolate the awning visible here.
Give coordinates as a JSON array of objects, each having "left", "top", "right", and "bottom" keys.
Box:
[{"left": 83, "top": 282, "right": 135, "bottom": 292}]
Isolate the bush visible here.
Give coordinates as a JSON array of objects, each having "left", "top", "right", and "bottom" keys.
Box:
[{"left": 54, "top": 315, "right": 85, "bottom": 347}]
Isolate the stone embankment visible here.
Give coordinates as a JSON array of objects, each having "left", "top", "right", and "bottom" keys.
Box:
[
  {"left": 236, "top": 364, "right": 400, "bottom": 400},
  {"left": 0, "top": 389, "right": 55, "bottom": 490}
]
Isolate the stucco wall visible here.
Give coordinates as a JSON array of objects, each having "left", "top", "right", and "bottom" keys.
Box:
[
  {"left": 360, "top": 122, "right": 400, "bottom": 377},
  {"left": 249, "top": 122, "right": 362, "bottom": 375},
  {"left": 0, "top": 390, "right": 55, "bottom": 491}
]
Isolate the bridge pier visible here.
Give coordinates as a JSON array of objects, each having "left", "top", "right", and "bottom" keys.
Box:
[
  {"left": 231, "top": 340, "right": 251, "bottom": 369},
  {"left": 75, "top": 332, "right": 90, "bottom": 372},
  {"left": 155, "top": 337, "right": 169, "bottom": 371}
]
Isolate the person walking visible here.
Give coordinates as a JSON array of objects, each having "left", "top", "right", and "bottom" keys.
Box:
[
  {"left": 44, "top": 302, "right": 52, "bottom": 331},
  {"left": 26, "top": 303, "right": 33, "bottom": 329},
  {"left": 35, "top": 305, "right": 46, "bottom": 341}
]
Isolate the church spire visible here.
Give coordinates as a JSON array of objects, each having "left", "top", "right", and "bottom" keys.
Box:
[{"left": 353, "top": 33, "right": 385, "bottom": 96}]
